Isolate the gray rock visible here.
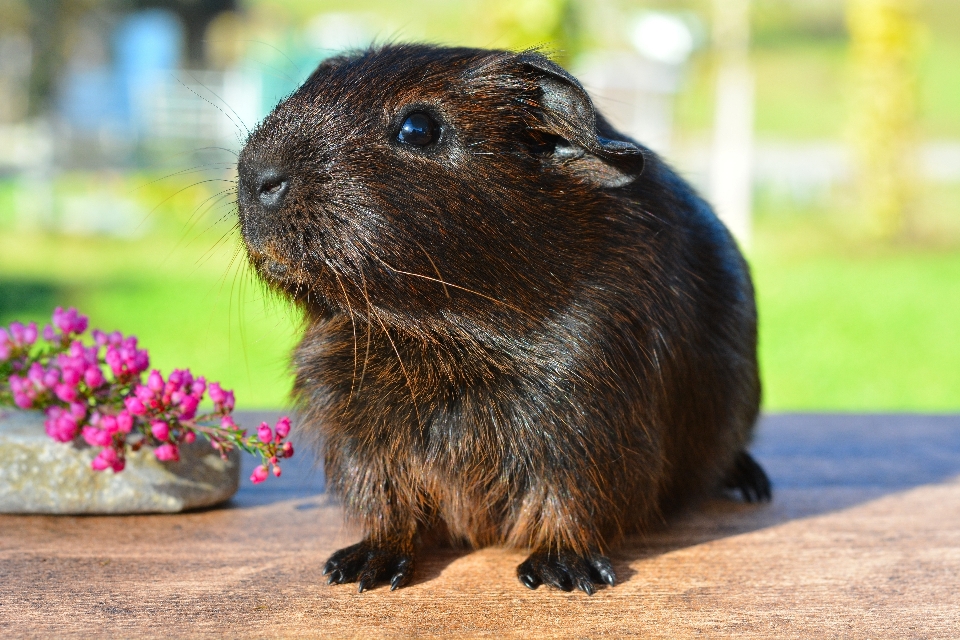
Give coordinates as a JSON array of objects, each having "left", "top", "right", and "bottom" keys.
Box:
[{"left": 0, "top": 408, "right": 240, "bottom": 514}]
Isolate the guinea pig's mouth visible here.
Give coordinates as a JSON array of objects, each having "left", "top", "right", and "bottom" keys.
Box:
[
  {"left": 247, "top": 248, "right": 302, "bottom": 287},
  {"left": 265, "top": 259, "right": 290, "bottom": 279}
]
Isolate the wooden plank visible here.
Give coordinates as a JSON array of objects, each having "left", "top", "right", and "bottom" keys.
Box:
[{"left": 1, "top": 414, "right": 959, "bottom": 638}]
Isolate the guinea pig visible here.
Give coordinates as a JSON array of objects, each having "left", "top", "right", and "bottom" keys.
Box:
[{"left": 235, "top": 44, "right": 770, "bottom": 595}]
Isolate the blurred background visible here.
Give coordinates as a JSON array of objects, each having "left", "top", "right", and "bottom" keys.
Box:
[{"left": 0, "top": 0, "right": 957, "bottom": 411}]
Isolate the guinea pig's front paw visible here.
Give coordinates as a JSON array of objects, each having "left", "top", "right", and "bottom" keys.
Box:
[
  {"left": 322, "top": 540, "right": 415, "bottom": 592},
  {"left": 517, "top": 549, "right": 616, "bottom": 595}
]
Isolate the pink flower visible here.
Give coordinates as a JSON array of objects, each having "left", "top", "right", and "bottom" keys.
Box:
[
  {"left": 91, "top": 447, "right": 118, "bottom": 471},
  {"left": 250, "top": 465, "right": 269, "bottom": 484},
  {"left": 69, "top": 402, "right": 87, "bottom": 420},
  {"left": 115, "top": 411, "right": 133, "bottom": 433},
  {"left": 84, "top": 367, "right": 104, "bottom": 388},
  {"left": 44, "top": 408, "right": 79, "bottom": 442},
  {"left": 258, "top": 423, "right": 272, "bottom": 443},
  {"left": 151, "top": 421, "right": 170, "bottom": 441},
  {"left": 55, "top": 384, "right": 77, "bottom": 403},
  {"left": 8, "top": 375, "right": 24, "bottom": 394},
  {"left": 53, "top": 307, "right": 88, "bottom": 335},
  {"left": 147, "top": 370, "right": 164, "bottom": 392},
  {"left": 100, "top": 415, "right": 118, "bottom": 434},
  {"left": 82, "top": 426, "right": 113, "bottom": 447},
  {"left": 17, "top": 306, "right": 297, "bottom": 486},
  {"left": 42, "top": 369, "right": 60, "bottom": 388},
  {"left": 105, "top": 347, "right": 123, "bottom": 376},
  {"left": 124, "top": 397, "right": 146, "bottom": 415},
  {"left": 134, "top": 384, "right": 153, "bottom": 403},
  {"left": 28, "top": 362, "right": 44, "bottom": 385},
  {"left": 154, "top": 443, "right": 180, "bottom": 462},
  {"left": 208, "top": 382, "right": 226, "bottom": 405},
  {"left": 23, "top": 322, "right": 38, "bottom": 345},
  {"left": 177, "top": 394, "right": 198, "bottom": 420},
  {"left": 132, "top": 349, "right": 149, "bottom": 373},
  {"left": 275, "top": 416, "right": 291, "bottom": 440},
  {"left": 9, "top": 322, "right": 26, "bottom": 344},
  {"left": 61, "top": 366, "right": 81, "bottom": 386}
]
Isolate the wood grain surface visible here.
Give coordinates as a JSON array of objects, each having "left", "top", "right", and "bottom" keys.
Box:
[{"left": 2, "top": 413, "right": 959, "bottom": 638}]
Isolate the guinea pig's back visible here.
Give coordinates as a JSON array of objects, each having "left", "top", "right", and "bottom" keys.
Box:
[{"left": 614, "top": 150, "right": 761, "bottom": 512}]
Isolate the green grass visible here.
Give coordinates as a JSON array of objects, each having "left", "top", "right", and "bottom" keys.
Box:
[
  {"left": 754, "top": 247, "right": 960, "bottom": 411},
  {"left": 0, "top": 205, "right": 301, "bottom": 410},
  {"left": 751, "top": 207, "right": 960, "bottom": 412}
]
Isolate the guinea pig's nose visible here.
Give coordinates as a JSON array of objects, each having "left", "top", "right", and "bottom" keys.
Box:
[{"left": 252, "top": 168, "right": 289, "bottom": 209}]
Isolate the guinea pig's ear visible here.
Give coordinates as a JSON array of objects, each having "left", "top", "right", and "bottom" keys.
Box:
[
  {"left": 304, "top": 53, "right": 355, "bottom": 85},
  {"left": 517, "top": 53, "right": 645, "bottom": 188}
]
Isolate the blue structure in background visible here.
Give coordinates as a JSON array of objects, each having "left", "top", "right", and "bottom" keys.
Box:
[
  {"left": 58, "top": 10, "right": 183, "bottom": 138},
  {"left": 115, "top": 10, "right": 183, "bottom": 136}
]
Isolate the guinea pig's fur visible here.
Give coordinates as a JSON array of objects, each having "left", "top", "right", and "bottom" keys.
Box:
[{"left": 236, "top": 44, "right": 770, "bottom": 595}]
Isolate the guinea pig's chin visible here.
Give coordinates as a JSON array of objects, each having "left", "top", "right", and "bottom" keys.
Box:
[{"left": 253, "top": 256, "right": 298, "bottom": 287}]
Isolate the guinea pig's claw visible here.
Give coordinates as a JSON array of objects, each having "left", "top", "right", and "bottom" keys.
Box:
[
  {"left": 723, "top": 450, "right": 773, "bottom": 504},
  {"left": 591, "top": 556, "right": 617, "bottom": 586},
  {"left": 517, "top": 564, "right": 543, "bottom": 590},
  {"left": 516, "top": 549, "right": 615, "bottom": 595},
  {"left": 323, "top": 540, "right": 415, "bottom": 592}
]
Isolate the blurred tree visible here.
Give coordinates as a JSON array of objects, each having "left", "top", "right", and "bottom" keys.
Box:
[
  {"left": 482, "top": 0, "right": 581, "bottom": 65},
  {"left": 846, "top": 0, "right": 920, "bottom": 239},
  {"left": 22, "top": 0, "right": 236, "bottom": 116},
  {"left": 130, "top": 0, "right": 236, "bottom": 65}
]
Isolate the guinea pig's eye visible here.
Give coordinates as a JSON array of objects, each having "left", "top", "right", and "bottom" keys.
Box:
[{"left": 397, "top": 112, "right": 437, "bottom": 147}]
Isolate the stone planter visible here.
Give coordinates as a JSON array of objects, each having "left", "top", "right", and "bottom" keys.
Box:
[{"left": 0, "top": 408, "right": 241, "bottom": 514}]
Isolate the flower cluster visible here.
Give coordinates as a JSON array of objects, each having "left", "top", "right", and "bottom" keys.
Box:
[{"left": 0, "top": 307, "right": 293, "bottom": 481}]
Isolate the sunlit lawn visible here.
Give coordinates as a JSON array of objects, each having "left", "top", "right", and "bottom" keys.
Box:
[
  {"left": 0, "top": 223, "right": 301, "bottom": 409},
  {"left": 752, "top": 219, "right": 960, "bottom": 411}
]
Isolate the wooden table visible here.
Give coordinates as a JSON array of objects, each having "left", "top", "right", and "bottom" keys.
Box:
[{"left": 2, "top": 413, "right": 959, "bottom": 638}]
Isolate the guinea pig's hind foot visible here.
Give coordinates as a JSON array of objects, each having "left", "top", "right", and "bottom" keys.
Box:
[
  {"left": 517, "top": 549, "right": 616, "bottom": 595},
  {"left": 723, "top": 450, "right": 772, "bottom": 503},
  {"left": 322, "top": 540, "right": 415, "bottom": 592}
]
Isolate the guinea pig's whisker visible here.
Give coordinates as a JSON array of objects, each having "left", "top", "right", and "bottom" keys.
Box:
[
  {"left": 366, "top": 290, "right": 423, "bottom": 433},
  {"left": 409, "top": 237, "right": 450, "bottom": 299},
  {"left": 355, "top": 272, "right": 376, "bottom": 399},
  {"left": 182, "top": 71, "right": 252, "bottom": 138},
  {"left": 128, "top": 163, "right": 238, "bottom": 195},
  {"left": 137, "top": 177, "right": 237, "bottom": 233},
  {"left": 193, "top": 146, "right": 240, "bottom": 158},
  {"left": 173, "top": 75, "right": 247, "bottom": 143},
  {"left": 180, "top": 194, "right": 240, "bottom": 268},
  {"left": 368, "top": 253, "right": 532, "bottom": 320},
  {"left": 331, "top": 270, "right": 360, "bottom": 401}
]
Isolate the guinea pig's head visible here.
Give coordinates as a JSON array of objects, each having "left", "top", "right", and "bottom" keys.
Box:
[{"left": 236, "top": 44, "right": 644, "bottom": 335}]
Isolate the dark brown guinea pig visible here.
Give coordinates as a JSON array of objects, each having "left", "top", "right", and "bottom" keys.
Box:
[{"left": 236, "top": 44, "right": 770, "bottom": 595}]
